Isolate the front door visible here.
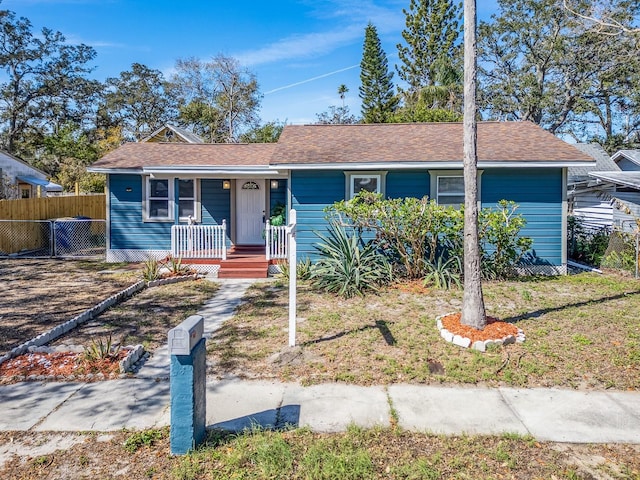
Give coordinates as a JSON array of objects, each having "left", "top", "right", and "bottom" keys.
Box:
[{"left": 236, "top": 179, "right": 266, "bottom": 245}]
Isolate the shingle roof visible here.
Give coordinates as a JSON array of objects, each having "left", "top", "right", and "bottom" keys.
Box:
[
  {"left": 612, "top": 149, "right": 640, "bottom": 167},
  {"left": 590, "top": 171, "right": 640, "bottom": 190},
  {"left": 91, "top": 142, "right": 276, "bottom": 170},
  {"left": 569, "top": 143, "right": 619, "bottom": 184},
  {"left": 141, "top": 124, "right": 204, "bottom": 144},
  {"left": 90, "top": 121, "right": 594, "bottom": 171},
  {"left": 272, "top": 122, "right": 593, "bottom": 165}
]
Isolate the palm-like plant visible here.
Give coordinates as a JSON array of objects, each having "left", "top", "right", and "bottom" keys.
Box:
[{"left": 311, "top": 221, "right": 393, "bottom": 298}]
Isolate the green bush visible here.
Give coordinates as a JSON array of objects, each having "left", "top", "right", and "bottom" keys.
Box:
[
  {"left": 567, "top": 216, "right": 611, "bottom": 266},
  {"left": 311, "top": 221, "right": 393, "bottom": 298}
]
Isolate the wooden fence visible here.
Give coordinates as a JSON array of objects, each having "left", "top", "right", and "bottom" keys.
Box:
[{"left": 0, "top": 194, "right": 106, "bottom": 220}]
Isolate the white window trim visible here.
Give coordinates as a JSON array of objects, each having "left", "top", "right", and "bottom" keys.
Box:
[
  {"left": 142, "top": 177, "right": 201, "bottom": 223},
  {"left": 345, "top": 171, "right": 387, "bottom": 199},
  {"left": 177, "top": 178, "right": 201, "bottom": 223},
  {"left": 143, "top": 176, "right": 174, "bottom": 222},
  {"left": 428, "top": 169, "right": 484, "bottom": 207}
]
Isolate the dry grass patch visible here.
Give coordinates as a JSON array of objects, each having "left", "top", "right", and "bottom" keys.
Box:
[{"left": 208, "top": 272, "right": 640, "bottom": 390}]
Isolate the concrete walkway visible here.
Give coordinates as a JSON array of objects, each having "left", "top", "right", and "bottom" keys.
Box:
[{"left": 1, "top": 279, "right": 639, "bottom": 444}]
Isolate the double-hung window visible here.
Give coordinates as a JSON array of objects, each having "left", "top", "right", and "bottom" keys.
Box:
[
  {"left": 429, "top": 170, "right": 483, "bottom": 208},
  {"left": 147, "top": 178, "right": 171, "bottom": 220},
  {"left": 144, "top": 177, "right": 199, "bottom": 222},
  {"left": 346, "top": 172, "right": 386, "bottom": 199}
]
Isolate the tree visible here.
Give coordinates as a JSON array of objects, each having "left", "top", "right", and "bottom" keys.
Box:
[
  {"left": 396, "top": 0, "right": 463, "bottom": 97},
  {"left": 338, "top": 84, "right": 348, "bottom": 107},
  {"left": 479, "top": 0, "right": 640, "bottom": 142},
  {"left": 461, "top": 0, "right": 487, "bottom": 329},
  {"left": 103, "top": 63, "right": 178, "bottom": 141},
  {"left": 239, "top": 120, "right": 284, "bottom": 143},
  {"left": 0, "top": 8, "right": 98, "bottom": 156},
  {"left": 359, "top": 22, "right": 398, "bottom": 123},
  {"left": 563, "top": 0, "right": 640, "bottom": 35},
  {"left": 315, "top": 105, "right": 359, "bottom": 124},
  {"left": 171, "top": 55, "right": 261, "bottom": 143}
]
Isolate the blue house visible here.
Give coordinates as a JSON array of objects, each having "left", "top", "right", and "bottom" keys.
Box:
[{"left": 89, "top": 121, "right": 594, "bottom": 277}]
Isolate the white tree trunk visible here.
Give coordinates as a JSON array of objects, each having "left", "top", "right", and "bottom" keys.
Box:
[{"left": 461, "top": 0, "right": 487, "bottom": 329}]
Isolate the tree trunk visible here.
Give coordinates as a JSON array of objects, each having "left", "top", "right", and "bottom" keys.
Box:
[{"left": 461, "top": 0, "right": 487, "bottom": 330}]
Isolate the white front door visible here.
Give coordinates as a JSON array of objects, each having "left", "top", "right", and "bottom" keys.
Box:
[{"left": 236, "top": 179, "right": 266, "bottom": 245}]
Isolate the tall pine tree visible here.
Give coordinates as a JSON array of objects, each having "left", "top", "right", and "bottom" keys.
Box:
[
  {"left": 396, "top": 0, "right": 462, "bottom": 100},
  {"left": 359, "top": 23, "right": 398, "bottom": 123}
]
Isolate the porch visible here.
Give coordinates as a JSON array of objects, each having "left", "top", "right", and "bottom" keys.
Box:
[{"left": 171, "top": 222, "right": 288, "bottom": 278}]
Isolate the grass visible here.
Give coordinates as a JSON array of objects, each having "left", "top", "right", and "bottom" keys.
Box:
[{"left": 207, "top": 271, "right": 640, "bottom": 390}]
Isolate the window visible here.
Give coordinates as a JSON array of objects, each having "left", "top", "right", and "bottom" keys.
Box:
[
  {"left": 429, "top": 170, "right": 483, "bottom": 207},
  {"left": 144, "top": 177, "right": 200, "bottom": 222},
  {"left": 178, "top": 179, "right": 195, "bottom": 219},
  {"left": 345, "top": 172, "right": 386, "bottom": 199},
  {"left": 147, "top": 178, "right": 170, "bottom": 219},
  {"left": 437, "top": 176, "right": 465, "bottom": 206}
]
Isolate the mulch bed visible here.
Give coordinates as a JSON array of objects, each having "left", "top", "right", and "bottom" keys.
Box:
[
  {"left": 0, "top": 351, "right": 127, "bottom": 379},
  {"left": 440, "top": 312, "right": 519, "bottom": 343}
]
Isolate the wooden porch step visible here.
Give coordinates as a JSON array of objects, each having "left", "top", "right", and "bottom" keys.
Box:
[{"left": 218, "top": 267, "right": 269, "bottom": 279}]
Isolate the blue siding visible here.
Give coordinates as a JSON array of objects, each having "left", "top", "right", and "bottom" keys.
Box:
[
  {"left": 616, "top": 158, "right": 640, "bottom": 171},
  {"left": 269, "top": 179, "right": 287, "bottom": 217},
  {"left": 291, "top": 171, "right": 345, "bottom": 258},
  {"left": 480, "top": 168, "right": 564, "bottom": 265},
  {"left": 109, "top": 174, "right": 172, "bottom": 250},
  {"left": 201, "top": 179, "right": 232, "bottom": 246},
  {"left": 386, "top": 170, "right": 429, "bottom": 199},
  {"left": 291, "top": 168, "right": 565, "bottom": 267}
]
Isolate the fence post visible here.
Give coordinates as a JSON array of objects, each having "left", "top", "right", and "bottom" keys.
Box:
[
  {"left": 168, "top": 315, "right": 206, "bottom": 455},
  {"left": 265, "top": 219, "right": 271, "bottom": 261}
]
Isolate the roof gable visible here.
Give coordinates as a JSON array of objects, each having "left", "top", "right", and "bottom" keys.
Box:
[{"left": 141, "top": 124, "right": 204, "bottom": 144}]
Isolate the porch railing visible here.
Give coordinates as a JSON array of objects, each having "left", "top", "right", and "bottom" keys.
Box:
[
  {"left": 265, "top": 220, "right": 288, "bottom": 260},
  {"left": 171, "top": 221, "right": 227, "bottom": 260}
]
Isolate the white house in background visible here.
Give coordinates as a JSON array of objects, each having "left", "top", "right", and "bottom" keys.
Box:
[
  {"left": 568, "top": 143, "right": 620, "bottom": 231},
  {"left": 588, "top": 150, "right": 640, "bottom": 231},
  {"left": 0, "top": 150, "right": 62, "bottom": 199}
]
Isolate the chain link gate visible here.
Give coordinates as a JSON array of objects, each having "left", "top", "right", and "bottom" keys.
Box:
[{"left": 0, "top": 219, "right": 105, "bottom": 258}]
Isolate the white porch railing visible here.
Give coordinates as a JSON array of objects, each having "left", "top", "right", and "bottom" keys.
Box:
[
  {"left": 171, "top": 221, "right": 227, "bottom": 260},
  {"left": 265, "top": 220, "right": 288, "bottom": 260}
]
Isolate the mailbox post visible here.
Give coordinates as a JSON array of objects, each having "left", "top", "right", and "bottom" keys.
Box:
[{"left": 168, "top": 315, "right": 206, "bottom": 455}]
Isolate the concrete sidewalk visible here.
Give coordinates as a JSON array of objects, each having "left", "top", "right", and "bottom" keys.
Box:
[
  {"left": 1, "top": 378, "right": 639, "bottom": 443},
  {"left": 1, "top": 278, "right": 639, "bottom": 443}
]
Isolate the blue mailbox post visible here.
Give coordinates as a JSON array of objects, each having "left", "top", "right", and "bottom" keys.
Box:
[{"left": 168, "top": 315, "right": 206, "bottom": 455}]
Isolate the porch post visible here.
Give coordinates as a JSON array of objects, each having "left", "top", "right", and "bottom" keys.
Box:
[{"left": 265, "top": 219, "right": 271, "bottom": 261}]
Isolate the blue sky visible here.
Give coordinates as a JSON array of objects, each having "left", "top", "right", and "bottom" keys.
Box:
[{"left": 2, "top": 0, "right": 499, "bottom": 125}]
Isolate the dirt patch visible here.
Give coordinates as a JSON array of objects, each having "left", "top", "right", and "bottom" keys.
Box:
[
  {"left": 0, "top": 259, "right": 139, "bottom": 356},
  {"left": 0, "top": 259, "right": 218, "bottom": 383}
]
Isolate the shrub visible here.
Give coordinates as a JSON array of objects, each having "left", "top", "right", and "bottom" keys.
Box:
[
  {"left": 311, "top": 220, "right": 393, "bottom": 298},
  {"left": 567, "top": 216, "right": 611, "bottom": 266}
]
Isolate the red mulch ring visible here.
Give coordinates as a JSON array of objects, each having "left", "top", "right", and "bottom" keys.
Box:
[
  {"left": 0, "top": 351, "right": 127, "bottom": 378},
  {"left": 441, "top": 312, "right": 519, "bottom": 344}
]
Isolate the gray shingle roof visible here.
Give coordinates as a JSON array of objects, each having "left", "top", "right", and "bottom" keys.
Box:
[{"left": 569, "top": 143, "right": 619, "bottom": 184}]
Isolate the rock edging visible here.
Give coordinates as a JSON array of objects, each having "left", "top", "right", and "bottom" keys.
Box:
[
  {"left": 0, "top": 280, "right": 146, "bottom": 370},
  {"left": 436, "top": 313, "right": 526, "bottom": 352}
]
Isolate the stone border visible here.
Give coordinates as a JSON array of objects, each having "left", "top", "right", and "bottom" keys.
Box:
[
  {"left": 146, "top": 273, "right": 201, "bottom": 288},
  {"left": 0, "top": 280, "right": 147, "bottom": 372},
  {"left": 436, "top": 313, "right": 526, "bottom": 352}
]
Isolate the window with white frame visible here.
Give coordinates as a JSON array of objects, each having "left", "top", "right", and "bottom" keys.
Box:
[
  {"left": 429, "top": 170, "right": 483, "bottom": 207},
  {"left": 144, "top": 177, "right": 200, "bottom": 222},
  {"left": 346, "top": 172, "right": 385, "bottom": 199},
  {"left": 178, "top": 179, "right": 195, "bottom": 219},
  {"left": 436, "top": 176, "right": 465, "bottom": 206},
  {"left": 147, "top": 178, "right": 171, "bottom": 219}
]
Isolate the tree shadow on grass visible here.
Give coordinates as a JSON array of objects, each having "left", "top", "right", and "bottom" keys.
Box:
[
  {"left": 503, "top": 289, "right": 640, "bottom": 323},
  {"left": 302, "top": 320, "right": 396, "bottom": 347}
]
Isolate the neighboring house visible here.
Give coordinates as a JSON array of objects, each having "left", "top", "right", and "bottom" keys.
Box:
[
  {"left": 587, "top": 149, "right": 640, "bottom": 231},
  {"left": 88, "top": 121, "right": 594, "bottom": 276},
  {"left": 140, "top": 124, "right": 204, "bottom": 144},
  {"left": 0, "top": 150, "right": 62, "bottom": 199},
  {"left": 567, "top": 143, "right": 620, "bottom": 231}
]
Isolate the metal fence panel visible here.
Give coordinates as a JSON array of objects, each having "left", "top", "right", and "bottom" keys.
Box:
[{"left": 0, "top": 219, "right": 105, "bottom": 258}]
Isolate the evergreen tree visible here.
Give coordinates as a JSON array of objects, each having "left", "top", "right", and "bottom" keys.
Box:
[
  {"left": 396, "top": 0, "right": 463, "bottom": 98},
  {"left": 359, "top": 23, "right": 397, "bottom": 123}
]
